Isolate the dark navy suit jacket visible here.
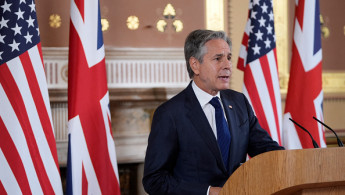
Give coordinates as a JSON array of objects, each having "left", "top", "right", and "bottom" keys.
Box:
[{"left": 143, "top": 83, "right": 284, "bottom": 195}]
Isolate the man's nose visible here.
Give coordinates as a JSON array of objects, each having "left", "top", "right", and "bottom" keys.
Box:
[{"left": 223, "top": 59, "right": 232, "bottom": 69}]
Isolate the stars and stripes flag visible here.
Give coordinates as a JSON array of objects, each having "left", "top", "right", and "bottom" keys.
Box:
[
  {"left": 66, "top": 0, "right": 121, "bottom": 194},
  {"left": 0, "top": 0, "right": 63, "bottom": 194},
  {"left": 237, "top": 0, "right": 282, "bottom": 145},
  {"left": 282, "top": 0, "right": 326, "bottom": 149}
]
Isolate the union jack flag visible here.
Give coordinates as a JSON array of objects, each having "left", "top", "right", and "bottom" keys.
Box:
[
  {"left": 0, "top": 0, "right": 63, "bottom": 194},
  {"left": 238, "top": 0, "right": 282, "bottom": 145},
  {"left": 283, "top": 0, "right": 326, "bottom": 149},
  {"left": 66, "top": 0, "right": 121, "bottom": 194}
]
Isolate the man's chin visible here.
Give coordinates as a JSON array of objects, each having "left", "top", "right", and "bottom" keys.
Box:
[{"left": 218, "top": 84, "right": 230, "bottom": 91}]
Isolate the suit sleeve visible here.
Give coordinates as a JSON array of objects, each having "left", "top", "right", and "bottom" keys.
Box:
[
  {"left": 241, "top": 94, "right": 285, "bottom": 157},
  {"left": 142, "top": 105, "right": 209, "bottom": 195}
]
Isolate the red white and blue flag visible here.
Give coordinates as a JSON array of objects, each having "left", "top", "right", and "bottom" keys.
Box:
[
  {"left": 283, "top": 0, "right": 326, "bottom": 149},
  {"left": 238, "top": 0, "right": 282, "bottom": 145},
  {"left": 0, "top": 0, "right": 63, "bottom": 194},
  {"left": 66, "top": 0, "right": 121, "bottom": 194}
]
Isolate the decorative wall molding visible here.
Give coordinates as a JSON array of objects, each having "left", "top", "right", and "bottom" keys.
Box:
[
  {"left": 51, "top": 102, "right": 68, "bottom": 142},
  {"left": 43, "top": 47, "right": 190, "bottom": 90}
]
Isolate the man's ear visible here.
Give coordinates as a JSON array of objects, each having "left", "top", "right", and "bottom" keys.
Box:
[{"left": 189, "top": 57, "right": 200, "bottom": 75}]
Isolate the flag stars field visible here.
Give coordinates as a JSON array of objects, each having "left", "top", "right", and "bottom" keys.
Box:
[
  {"left": 1, "top": 1, "right": 11, "bottom": 13},
  {"left": 252, "top": 44, "right": 261, "bottom": 55},
  {"left": 11, "top": 24, "right": 22, "bottom": 36},
  {"left": 264, "top": 38, "right": 271, "bottom": 49},
  {"left": 0, "top": 0, "right": 39, "bottom": 65},
  {"left": 24, "top": 32, "right": 33, "bottom": 44},
  {"left": 0, "top": 34, "right": 5, "bottom": 43},
  {"left": 27, "top": 16, "right": 35, "bottom": 27},
  {"left": 258, "top": 16, "right": 266, "bottom": 27},
  {"left": 255, "top": 30, "right": 263, "bottom": 41},
  {"left": 9, "top": 40, "right": 20, "bottom": 51},
  {"left": 0, "top": 17, "right": 9, "bottom": 28},
  {"left": 262, "top": 3, "right": 268, "bottom": 13},
  {"left": 246, "top": 0, "right": 275, "bottom": 59},
  {"left": 15, "top": 8, "right": 25, "bottom": 20},
  {"left": 29, "top": 1, "right": 36, "bottom": 12}
]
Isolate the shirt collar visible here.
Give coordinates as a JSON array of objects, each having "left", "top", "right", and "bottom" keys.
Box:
[{"left": 192, "top": 81, "right": 220, "bottom": 108}]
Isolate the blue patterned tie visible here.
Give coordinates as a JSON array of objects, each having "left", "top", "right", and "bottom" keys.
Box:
[{"left": 209, "top": 97, "right": 231, "bottom": 169}]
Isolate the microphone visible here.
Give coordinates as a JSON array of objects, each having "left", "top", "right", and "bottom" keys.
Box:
[
  {"left": 313, "top": 116, "right": 344, "bottom": 147},
  {"left": 289, "top": 118, "right": 319, "bottom": 148}
]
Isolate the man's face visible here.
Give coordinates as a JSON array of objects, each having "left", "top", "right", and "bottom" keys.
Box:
[{"left": 191, "top": 39, "right": 232, "bottom": 96}]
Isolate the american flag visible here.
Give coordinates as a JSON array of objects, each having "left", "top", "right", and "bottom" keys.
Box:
[
  {"left": 237, "top": 0, "right": 282, "bottom": 145},
  {"left": 283, "top": 0, "right": 326, "bottom": 149},
  {"left": 0, "top": 0, "right": 63, "bottom": 194},
  {"left": 66, "top": 0, "right": 121, "bottom": 194}
]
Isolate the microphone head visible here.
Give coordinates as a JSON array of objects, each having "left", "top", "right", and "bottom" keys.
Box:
[
  {"left": 312, "top": 140, "right": 319, "bottom": 148},
  {"left": 313, "top": 116, "right": 344, "bottom": 147},
  {"left": 289, "top": 118, "right": 319, "bottom": 148}
]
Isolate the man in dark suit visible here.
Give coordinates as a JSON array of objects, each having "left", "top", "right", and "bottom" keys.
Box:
[{"left": 142, "top": 29, "right": 284, "bottom": 195}]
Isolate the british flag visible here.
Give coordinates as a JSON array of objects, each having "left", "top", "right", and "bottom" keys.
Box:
[
  {"left": 66, "top": 0, "right": 121, "bottom": 194},
  {"left": 0, "top": 0, "right": 63, "bottom": 194},
  {"left": 283, "top": 0, "right": 326, "bottom": 149},
  {"left": 238, "top": 0, "right": 282, "bottom": 145}
]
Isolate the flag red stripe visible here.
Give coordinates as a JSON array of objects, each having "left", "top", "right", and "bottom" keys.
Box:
[
  {"left": 0, "top": 180, "right": 6, "bottom": 195},
  {"left": 237, "top": 34, "right": 249, "bottom": 71},
  {"left": 243, "top": 67, "right": 271, "bottom": 138},
  {"left": 20, "top": 50, "right": 59, "bottom": 169},
  {"left": 241, "top": 33, "right": 249, "bottom": 50},
  {"left": 37, "top": 43, "right": 44, "bottom": 69},
  {"left": 241, "top": 7, "right": 251, "bottom": 45},
  {"left": 107, "top": 113, "right": 121, "bottom": 192},
  {"left": 75, "top": 0, "right": 85, "bottom": 21},
  {"left": 108, "top": 115, "right": 113, "bottom": 137},
  {"left": 259, "top": 54, "right": 281, "bottom": 143},
  {"left": 82, "top": 105, "right": 118, "bottom": 193},
  {"left": 19, "top": 52, "right": 55, "bottom": 194},
  {"left": 82, "top": 163, "right": 88, "bottom": 195},
  {"left": 295, "top": 0, "right": 305, "bottom": 29},
  {"left": 0, "top": 62, "right": 53, "bottom": 194},
  {"left": 0, "top": 117, "right": 32, "bottom": 194},
  {"left": 0, "top": 64, "right": 36, "bottom": 192},
  {"left": 237, "top": 58, "right": 245, "bottom": 71},
  {"left": 273, "top": 49, "right": 282, "bottom": 142}
]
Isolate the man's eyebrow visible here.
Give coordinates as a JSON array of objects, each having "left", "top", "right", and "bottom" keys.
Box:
[
  {"left": 213, "top": 53, "right": 232, "bottom": 57},
  {"left": 214, "top": 53, "right": 225, "bottom": 57}
]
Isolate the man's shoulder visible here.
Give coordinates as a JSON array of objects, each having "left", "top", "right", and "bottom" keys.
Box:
[
  {"left": 157, "top": 86, "right": 191, "bottom": 109},
  {"left": 221, "top": 89, "right": 241, "bottom": 95},
  {"left": 220, "top": 89, "right": 245, "bottom": 100}
]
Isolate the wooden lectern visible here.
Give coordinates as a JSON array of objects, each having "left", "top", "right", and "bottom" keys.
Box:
[{"left": 220, "top": 147, "right": 345, "bottom": 195}]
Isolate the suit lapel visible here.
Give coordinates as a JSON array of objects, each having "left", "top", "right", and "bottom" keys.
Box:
[
  {"left": 220, "top": 91, "right": 240, "bottom": 170},
  {"left": 184, "top": 84, "right": 226, "bottom": 172}
]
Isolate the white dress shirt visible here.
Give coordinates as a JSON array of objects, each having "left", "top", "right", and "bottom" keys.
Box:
[
  {"left": 192, "top": 81, "right": 228, "bottom": 139},
  {"left": 192, "top": 81, "right": 228, "bottom": 195}
]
